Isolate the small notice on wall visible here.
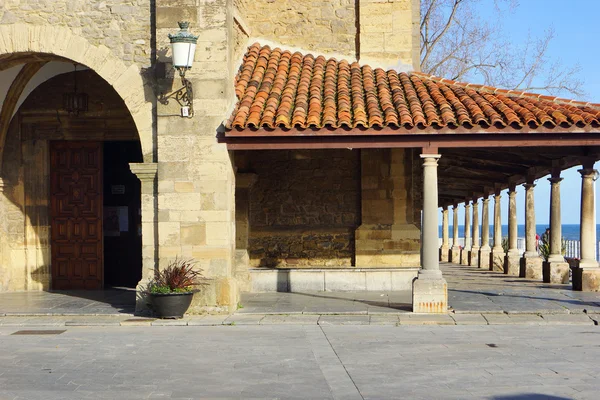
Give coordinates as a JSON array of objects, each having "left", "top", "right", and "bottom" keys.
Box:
[
  {"left": 103, "top": 206, "right": 129, "bottom": 236},
  {"left": 111, "top": 185, "right": 125, "bottom": 195}
]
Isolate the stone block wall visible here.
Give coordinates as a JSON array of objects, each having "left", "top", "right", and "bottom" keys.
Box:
[
  {"left": 238, "top": 0, "right": 357, "bottom": 60},
  {"left": 359, "top": 0, "right": 420, "bottom": 70},
  {"left": 355, "top": 148, "right": 423, "bottom": 267},
  {"left": 242, "top": 149, "right": 360, "bottom": 268},
  {"left": 154, "top": 0, "right": 238, "bottom": 313},
  {"left": 0, "top": 0, "right": 151, "bottom": 68},
  {"left": 236, "top": 0, "right": 420, "bottom": 69}
]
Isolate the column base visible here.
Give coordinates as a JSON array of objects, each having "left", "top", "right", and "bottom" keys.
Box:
[
  {"left": 504, "top": 254, "right": 521, "bottom": 276},
  {"left": 450, "top": 247, "right": 461, "bottom": 263},
  {"left": 490, "top": 249, "right": 505, "bottom": 272},
  {"left": 469, "top": 248, "right": 480, "bottom": 267},
  {"left": 448, "top": 247, "right": 460, "bottom": 264},
  {"left": 412, "top": 274, "right": 448, "bottom": 313},
  {"left": 572, "top": 267, "right": 600, "bottom": 291},
  {"left": 520, "top": 256, "right": 543, "bottom": 280},
  {"left": 460, "top": 248, "right": 470, "bottom": 265},
  {"left": 478, "top": 249, "right": 491, "bottom": 269},
  {"left": 439, "top": 246, "right": 449, "bottom": 262},
  {"left": 543, "top": 261, "right": 570, "bottom": 284}
]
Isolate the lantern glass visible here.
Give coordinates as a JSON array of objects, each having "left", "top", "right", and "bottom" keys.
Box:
[{"left": 171, "top": 42, "right": 196, "bottom": 69}]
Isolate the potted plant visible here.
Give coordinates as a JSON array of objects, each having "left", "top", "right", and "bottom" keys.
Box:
[{"left": 146, "top": 258, "right": 209, "bottom": 319}]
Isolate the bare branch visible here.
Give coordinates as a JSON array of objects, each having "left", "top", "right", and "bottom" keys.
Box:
[{"left": 419, "top": 0, "right": 586, "bottom": 99}]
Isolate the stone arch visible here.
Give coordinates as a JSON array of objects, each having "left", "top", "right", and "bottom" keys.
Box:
[{"left": 0, "top": 23, "right": 154, "bottom": 161}]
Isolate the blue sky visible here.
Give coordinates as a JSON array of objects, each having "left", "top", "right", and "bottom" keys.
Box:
[{"left": 444, "top": 0, "right": 600, "bottom": 225}]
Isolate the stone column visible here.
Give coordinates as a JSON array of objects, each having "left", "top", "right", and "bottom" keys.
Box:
[
  {"left": 450, "top": 204, "right": 461, "bottom": 263},
  {"left": 505, "top": 184, "right": 520, "bottom": 276},
  {"left": 460, "top": 202, "right": 471, "bottom": 265},
  {"left": 129, "top": 162, "right": 158, "bottom": 314},
  {"left": 521, "top": 181, "right": 543, "bottom": 279},
  {"left": 234, "top": 173, "right": 257, "bottom": 292},
  {"left": 470, "top": 198, "right": 480, "bottom": 267},
  {"left": 440, "top": 205, "right": 450, "bottom": 262},
  {"left": 490, "top": 190, "right": 505, "bottom": 272},
  {"left": 413, "top": 154, "right": 447, "bottom": 313},
  {"left": 479, "top": 195, "right": 491, "bottom": 269},
  {"left": 543, "top": 170, "right": 569, "bottom": 283},
  {"left": 573, "top": 164, "right": 600, "bottom": 291}
]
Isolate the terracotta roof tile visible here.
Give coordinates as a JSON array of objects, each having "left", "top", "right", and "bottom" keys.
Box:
[{"left": 226, "top": 43, "right": 600, "bottom": 132}]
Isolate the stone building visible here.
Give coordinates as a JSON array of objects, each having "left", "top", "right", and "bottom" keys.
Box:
[{"left": 0, "top": 0, "right": 599, "bottom": 314}]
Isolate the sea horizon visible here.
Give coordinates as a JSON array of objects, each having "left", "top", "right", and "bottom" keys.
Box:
[{"left": 439, "top": 224, "right": 600, "bottom": 241}]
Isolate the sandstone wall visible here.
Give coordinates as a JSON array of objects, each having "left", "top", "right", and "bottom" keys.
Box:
[
  {"left": 244, "top": 149, "right": 360, "bottom": 267},
  {"left": 239, "top": 0, "right": 357, "bottom": 60},
  {"left": 359, "top": 0, "right": 421, "bottom": 70},
  {"left": 0, "top": 0, "right": 151, "bottom": 67},
  {"left": 154, "top": 0, "right": 238, "bottom": 313}
]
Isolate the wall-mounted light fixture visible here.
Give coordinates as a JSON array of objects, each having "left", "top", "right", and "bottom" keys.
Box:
[{"left": 168, "top": 21, "right": 198, "bottom": 117}]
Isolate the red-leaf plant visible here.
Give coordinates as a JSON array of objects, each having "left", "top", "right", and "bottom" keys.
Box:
[{"left": 147, "top": 258, "right": 209, "bottom": 294}]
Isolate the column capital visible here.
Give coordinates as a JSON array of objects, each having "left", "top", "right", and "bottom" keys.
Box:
[
  {"left": 579, "top": 168, "right": 599, "bottom": 180},
  {"left": 482, "top": 196, "right": 490, "bottom": 204},
  {"left": 548, "top": 176, "right": 563, "bottom": 184},
  {"left": 508, "top": 183, "right": 517, "bottom": 193},
  {"left": 494, "top": 192, "right": 501, "bottom": 200},
  {"left": 419, "top": 154, "right": 441, "bottom": 160},
  {"left": 523, "top": 183, "right": 536, "bottom": 190},
  {"left": 129, "top": 162, "right": 158, "bottom": 182},
  {"left": 420, "top": 154, "right": 441, "bottom": 167}
]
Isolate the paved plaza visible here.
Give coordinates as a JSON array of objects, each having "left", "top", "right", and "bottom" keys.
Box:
[
  {"left": 0, "top": 324, "right": 599, "bottom": 399},
  {"left": 1, "top": 263, "right": 600, "bottom": 323}
]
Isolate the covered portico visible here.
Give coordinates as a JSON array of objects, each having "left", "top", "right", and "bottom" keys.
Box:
[{"left": 221, "top": 43, "right": 600, "bottom": 313}]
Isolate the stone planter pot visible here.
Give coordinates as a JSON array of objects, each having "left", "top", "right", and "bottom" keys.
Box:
[{"left": 149, "top": 292, "right": 194, "bottom": 319}]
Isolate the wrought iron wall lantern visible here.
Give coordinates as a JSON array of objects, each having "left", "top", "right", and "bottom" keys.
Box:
[
  {"left": 63, "top": 64, "right": 88, "bottom": 116},
  {"left": 168, "top": 21, "right": 198, "bottom": 118}
]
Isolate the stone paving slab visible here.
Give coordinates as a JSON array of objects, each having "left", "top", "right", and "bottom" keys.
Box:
[
  {"left": 541, "top": 314, "right": 596, "bottom": 325},
  {"left": 399, "top": 314, "right": 456, "bottom": 325},
  {"left": 259, "top": 315, "right": 320, "bottom": 325},
  {"left": 369, "top": 315, "right": 400, "bottom": 325},
  {"left": 318, "top": 315, "right": 370, "bottom": 325},
  {"left": 1, "top": 312, "right": 599, "bottom": 327},
  {"left": 450, "top": 313, "right": 488, "bottom": 325}
]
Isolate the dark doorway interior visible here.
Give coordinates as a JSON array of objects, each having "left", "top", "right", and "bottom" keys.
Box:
[{"left": 103, "top": 141, "right": 143, "bottom": 288}]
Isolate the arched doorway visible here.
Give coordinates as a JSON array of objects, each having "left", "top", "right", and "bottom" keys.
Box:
[{"left": 0, "top": 56, "right": 145, "bottom": 291}]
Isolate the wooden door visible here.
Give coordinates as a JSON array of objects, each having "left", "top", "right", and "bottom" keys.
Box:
[{"left": 50, "top": 142, "right": 103, "bottom": 290}]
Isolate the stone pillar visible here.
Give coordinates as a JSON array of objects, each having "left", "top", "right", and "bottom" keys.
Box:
[
  {"left": 413, "top": 154, "right": 447, "bottom": 313},
  {"left": 440, "top": 205, "right": 450, "bottom": 262},
  {"left": 130, "top": 162, "right": 158, "bottom": 314},
  {"left": 505, "top": 184, "right": 520, "bottom": 276},
  {"left": 460, "top": 202, "right": 471, "bottom": 265},
  {"left": 490, "top": 190, "right": 505, "bottom": 272},
  {"left": 234, "top": 173, "right": 257, "bottom": 292},
  {"left": 470, "top": 198, "right": 480, "bottom": 266},
  {"left": 479, "top": 195, "right": 491, "bottom": 269},
  {"left": 450, "top": 204, "right": 461, "bottom": 263},
  {"left": 573, "top": 164, "right": 600, "bottom": 291},
  {"left": 543, "top": 170, "right": 569, "bottom": 283},
  {"left": 520, "top": 181, "right": 543, "bottom": 279}
]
